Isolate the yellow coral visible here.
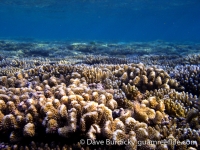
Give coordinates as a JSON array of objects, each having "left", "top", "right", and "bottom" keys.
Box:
[
  {"left": 134, "top": 122, "right": 147, "bottom": 130},
  {"left": 53, "top": 99, "right": 60, "bottom": 109},
  {"left": 113, "top": 118, "right": 125, "bottom": 131},
  {"left": 41, "top": 102, "right": 57, "bottom": 115},
  {"left": 72, "top": 87, "right": 84, "bottom": 95},
  {"left": 102, "top": 120, "right": 113, "bottom": 139},
  {"left": 153, "top": 111, "right": 164, "bottom": 124},
  {"left": 120, "top": 72, "right": 128, "bottom": 83},
  {"left": 80, "top": 111, "right": 98, "bottom": 132},
  {"left": 96, "top": 104, "right": 104, "bottom": 124},
  {"left": 148, "top": 126, "right": 161, "bottom": 140},
  {"left": 0, "top": 94, "right": 10, "bottom": 102},
  {"left": 92, "top": 92, "right": 99, "bottom": 102},
  {"left": 106, "top": 99, "right": 117, "bottom": 110},
  {"left": 82, "top": 93, "right": 90, "bottom": 101},
  {"left": 0, "top": 100, "right": 6, "bottom": 111},
  {"left": 15, "top": 115, "right": 24, "bottom": 129},
  {"left": 148, "top": 71, "right": 156, "bottom": 82},
  {"left": 0, "top": 111, "right": 4, "bottom": 124},
  {"left": 23, "top": 123, "right": 35, "bottom": 137},
  {"left": 141, "top": 75, "right": 148, "bottom": 85},
  {"left": 133, "top": 76, "right": 141, "bottom": 86},
  {"left": 101, "top": 105, "right": 113, "bottom": 124},
  {"left": 112, "top": 129, "right": 126, "bottom": 145},
  {"left": 68, "top": 95, "right": 77, "bottom": 102},
  {"left": 0, "top": 76, "right": 7, "bottom": 86},
  {"left": 105, "top": 92, "right": 113, "bottom": 101},
  {"left": 119, "top": 109, "right": 132, "bottom": 123},
  {"left": 146, "top": 108, "right": 156, "bottom": 120},
  {"left": 7, "top": 77, "right": 15, "bottom": 87},
  {"left": 59, "top": 104, "right": 68, "bottom": 118},
  {"left": 76, "top": 95, "right": 84, "bottom": 102},
  {"left": 10, "top": 131, "right": 22, "bottom": 143},
  {"left": 0, "top": 62, "right": 198, "bottom": 149},
  {"left": 55, "top": 88, "right": 66, "bottom": 99},
  {"left": 25, "top": 113, "right": 33, "bottom": 123},
  {"left": 83, "top": 101, "right": 98, "bottom": 114},
  {"left": 60, "top": 96, "right": 68, "bottom": 105},
  {"left": 156, "top": 100, "right": 165, "bottom": 112},
  {"left": 71, "top": 72, "right": 81, "bottom": 78},
  {"left": 15, "top": 72, "right": 23, "bottom": 80},
  {"left": 141, "top": 99, "right": 149, "bottom": 107},
  {"left": 164, "top": 98, "right": 186, "bottom": 117},
  {"left": 70, "top": 78, "right": 80, "bottom": 86},
  {"left": 86, "top": 124, "right": 101, "bottom": 140},
  {"left": 11, "top": 95, "right": 20, "bottom": 105},
  {"left": 148, "top": 96, "right": 158, "bottom": 109},
  {"left": 134, "top": 100, "right": 158, "bottom": 123},
  {"left": 155, "top": 76, "right": 162, "bottom": 86},
  {"left": 135, "top": 128, "right": 148, "bottom": 141},
  {"left": 27, "top": 105, "right": 38, "bottom": 118},
  {"left": 46, "top": 119, "right": 58, "bottom": 134},
  {"left": 2, "top": 114, "right": 16, "bottom": 129},
  {"left": 98, "top": 94, "right": 106, "bottom": 104},
  {"left": 125, "top": 131, "right": 137, "bottom": 150},
  {"left": 26, "top": 98, "right": 36, "bottom": 107},
  {"left": 134, "top": 110, "right": 149, "bottom": 123},
  {"left": 68, "top": 108, "right": 77, "bottom": 131},
  {"left": 48, "top": 76, "right": 58, "bottom": 86},
  {"left": 125, "top": 117, "right": 137, "bottom": 132}
]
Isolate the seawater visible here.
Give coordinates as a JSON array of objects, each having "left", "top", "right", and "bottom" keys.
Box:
[{"left": 0, "top": 0, "right": 200, "bottom": 42}]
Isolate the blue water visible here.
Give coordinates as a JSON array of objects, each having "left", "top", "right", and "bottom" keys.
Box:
[{"left": 0, "top": 0, "right": 200, "bottom": 42}]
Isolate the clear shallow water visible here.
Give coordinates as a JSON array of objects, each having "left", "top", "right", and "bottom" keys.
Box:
[
  {"left": 0, "top": 2, "right": 200, "bottom": 149},
  {"left": 0, "top": 0, "right": 200, "bottom": 42}
]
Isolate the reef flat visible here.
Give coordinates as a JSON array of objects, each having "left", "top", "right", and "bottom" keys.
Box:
[{"left": 0, "top": 40, "right": 200, "bottom": 150}]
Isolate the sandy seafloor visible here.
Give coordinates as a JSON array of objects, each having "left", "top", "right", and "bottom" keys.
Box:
[{"left": 0, "top": 39, "right": 200, "bottom": 150}]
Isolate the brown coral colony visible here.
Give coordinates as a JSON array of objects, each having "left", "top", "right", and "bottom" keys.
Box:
[{"left": 0, "top": 61, "right": 199, "bottom": 150}]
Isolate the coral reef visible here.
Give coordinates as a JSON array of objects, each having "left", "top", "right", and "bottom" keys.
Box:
[
  {"left": 0, "top": 40, "right": 200, "bottom": 149},
  {"left": 0, "top": 62, "right": 199, "bottom": 150},
  {"left": 168, "top": 65, "right": 200, "bottom": 95},
  {"left": 85, "top": 55, "right": 128, "bottom": 64}
]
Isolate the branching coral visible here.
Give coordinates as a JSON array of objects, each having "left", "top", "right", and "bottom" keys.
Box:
[
  {"left": 0, "top": 62, "right": 199, "bottom": 150},
  {"left": 23, "top": 123, "right": 35, "bottom": 137},
  {"left": 133, "top": 101, "right": 156, "bottom": 123}
]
